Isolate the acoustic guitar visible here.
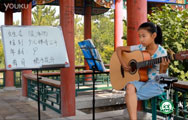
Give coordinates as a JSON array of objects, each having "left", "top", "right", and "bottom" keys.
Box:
[{"left": 110, "top": 50, "right": 188, "bottom": 90}]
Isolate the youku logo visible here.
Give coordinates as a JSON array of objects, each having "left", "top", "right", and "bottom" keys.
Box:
[{"left": 4, "top": 3, "right": 29, "bottom": 11}]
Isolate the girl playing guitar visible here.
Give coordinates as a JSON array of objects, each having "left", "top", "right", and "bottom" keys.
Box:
[{"left": 116, "top": 22, "right": 170, "bottom": 120}]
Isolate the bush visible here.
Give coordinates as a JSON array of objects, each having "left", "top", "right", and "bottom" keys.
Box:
[{"left": 148, "top": 5, "right": 188, "bottom": 81}]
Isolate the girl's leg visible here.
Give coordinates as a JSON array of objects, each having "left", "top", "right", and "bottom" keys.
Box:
[{"left": 125, "top": 83, "right": 138, "bottom": 120}]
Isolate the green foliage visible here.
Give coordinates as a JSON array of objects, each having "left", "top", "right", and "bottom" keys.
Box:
[
  {"left": 74, "top": 15, "right": 84, "bottom": 65},
  {"left": 13, "top": 20, "right": 20, "bottom": 25},
  {"left": 0, "top": 33, "right": 4, "bottom": 68},
  {"left": 91, "top": 10, "right": 115, "bottom": 64},
  {"left": 32, "top": 5, "right": 59, "bottom": 26},
  {"left": 148, "top": 5, "right": 188, "bottom": 81},
  {"left": 122, "top": 19, "right": 127, "bottom": 46},
  {"left": 74, "top": 10, "right": 116, "bottom": 65}
]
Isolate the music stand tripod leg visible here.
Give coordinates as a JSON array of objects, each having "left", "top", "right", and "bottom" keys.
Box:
[
  {"left": 36, "top": 69, "right": 41, "bottom": 120},
  {"left": 92, "top": 65, "right": 96, "bottom": 120}
]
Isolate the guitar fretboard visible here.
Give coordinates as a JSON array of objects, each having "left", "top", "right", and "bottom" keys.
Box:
[{"left": 137, "top": 56, "right": 170, "bottom": 68}]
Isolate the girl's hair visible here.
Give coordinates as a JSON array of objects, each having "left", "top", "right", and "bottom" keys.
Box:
[{"left": 138, "top": 22, "right": 163, "bottom": 45}]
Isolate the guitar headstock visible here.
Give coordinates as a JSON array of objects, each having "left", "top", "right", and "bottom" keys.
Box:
[
  {"left": 174, "top": 50, "right": 188, "bottom": 60},
  {"left": 167, "top": 48, "right": 175, "bottom": 60}
]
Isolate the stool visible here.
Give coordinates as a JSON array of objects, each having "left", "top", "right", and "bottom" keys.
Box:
[{"left": 143, "top": 76, "right": 178, "bottom": 120}]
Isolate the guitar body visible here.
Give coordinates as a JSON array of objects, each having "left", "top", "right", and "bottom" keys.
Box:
[{"left": 110, "top": 51, "right": 151, "bottom": 90}]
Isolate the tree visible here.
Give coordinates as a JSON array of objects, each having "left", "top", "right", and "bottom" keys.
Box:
[
  {"left": 0, "top": 32, "right": 4, "bottom": 68},
  {"left": 148, "top": 5, "right": 188, "bottom": 81},
  {"left": 122, "top": 19, "right": 127, "bottom": 46},
  {"left": 13, "top": 20, "right": 20, "bottom": 25},
  {"left": 74, "top": 15, "right": 84, "bottom": 65},
  {"left": 91, "top": 9, "right": 115, "bottom": 64},
  {"left": 32, "top": 5, "right": 59, "bottom": 26},
  {"left": 74, "top": 10, "right": 120, "bottom": 65}
]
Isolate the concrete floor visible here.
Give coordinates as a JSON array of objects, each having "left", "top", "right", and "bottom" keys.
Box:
[
  {"left": 0, "top": 89, "right": 52, "bottom": 120},
  {"left": 0, "top": 88, "right": 165, "bottom": 120}
]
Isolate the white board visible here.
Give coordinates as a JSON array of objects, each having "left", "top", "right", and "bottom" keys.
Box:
[{"left": 1, "top": 25, "right": 69, "bottom": 70}]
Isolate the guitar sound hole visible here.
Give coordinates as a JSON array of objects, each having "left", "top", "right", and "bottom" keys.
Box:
[{"left": 129, "top": 60, "right": 137, "bottom": 74}]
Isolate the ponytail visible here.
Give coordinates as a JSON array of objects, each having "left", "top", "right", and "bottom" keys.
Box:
[{"left": 155, "top": 25, "right": 163, "bottom": 45}]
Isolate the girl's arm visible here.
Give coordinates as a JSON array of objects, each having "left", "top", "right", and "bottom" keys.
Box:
[{"left": 116, "top": 46, "right": 131, "bottom": 71}]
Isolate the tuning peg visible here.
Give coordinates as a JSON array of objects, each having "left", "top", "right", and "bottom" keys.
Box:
[
  {"left": 167, "top": 48, "right": 175, "bottom": 60},
  {"left": 167, "top": 48, "right": 175, "bottom": 54}
]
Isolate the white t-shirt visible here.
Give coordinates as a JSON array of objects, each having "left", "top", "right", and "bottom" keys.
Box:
[{"left": 130, "top": 44, "right": 168, "bottom": 81}]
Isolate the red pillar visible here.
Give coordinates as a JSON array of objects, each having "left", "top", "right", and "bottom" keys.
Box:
[
  {"left": 84, "top": 6, "right": 92, "bottom": 40},
  {"left": 127, "top": 0, "right": 147, "bottom": 46},
  {"left": 22, "top": 3, "right": 32, "bottom": 25},
  {"left": 84, "top": 5, "right": 92, "bottom": 81},
  {"left": 127, "top": 0, "right": 147, "bottom": 111},
  {"left": 4, "top": 8, "right": 14, "bottom": 88},
  {"left": 60, "top": 0, "right": 75, "bottom": 117},
  {"left": 5, "top": 8, "right": 13, "bottom": 25},
  {"left": 114, "top": 0, "right": 123, "bottom": 50},
  {"left": 186, "top": 0, "right": 188, "bottom": 9},
  {"left": 21, "top": 2, "right": 32, "bottom": 97}
]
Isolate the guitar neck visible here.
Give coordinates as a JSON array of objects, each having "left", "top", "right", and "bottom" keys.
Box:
[{"left": 137, "top": 55, "right": 173, "bottom": 68}]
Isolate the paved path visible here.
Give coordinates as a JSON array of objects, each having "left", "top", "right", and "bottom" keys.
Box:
[
  {"left": 0, "top": 89, "right": 164, "bottom": 120},
  {"left": 0, "top": 89, "right": 128, "bottom": 120},
  {"left": 0, "top": 89, "right": 52, "bottom": 120}
]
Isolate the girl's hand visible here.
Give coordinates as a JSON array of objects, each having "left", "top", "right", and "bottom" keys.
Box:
[
  {"left": 160, "top": 57, "right": 170, "bottom": 73},
  {"left": 116, "top": 46, "right": 131, "bottom": 72},
  {"left": 161, "top": 57, "right": 170, "bottom": 66},
  {"left": 122, "top": 63, "right": 131, "bottom": 72}
]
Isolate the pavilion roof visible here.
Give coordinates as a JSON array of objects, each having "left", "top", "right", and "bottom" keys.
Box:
[
  {"left": 0, "top": 0, "right": 186, "bottom": 14},
  {"left": 0, "top": 0, "right": 110, "bottom": 15}
]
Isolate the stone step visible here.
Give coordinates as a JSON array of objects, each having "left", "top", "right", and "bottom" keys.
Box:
[{"left": 76, "top": 90, "right": 126, "bottom": 109}]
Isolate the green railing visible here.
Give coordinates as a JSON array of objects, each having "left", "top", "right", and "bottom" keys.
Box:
[
  {"left": 22, "top": 67, "right": 188, "bottom": 118},
  {"left": 0, "top": 65, "right": 110, "bottom": 88},
  {"left": 0, "top": 69, "right": 22, "bottom": 88},
  {"left": 173, "top": 87, "right": 188, "bottom": 120},
  {"left": 38, "top": 68, "right": 112, "bottom": 96},
  {"left": 75, "top": 73, "right": 111, "bottom": 96},
  {"left": 39, "top": 72, "right": 112, "bottom": 95},
  {"left": 25, "top": 70, "right": 111, "bottom": 114},
  {"left": 143, "top": 92, "right": 167, "bottom": 119},
  {"left": 27, "top": 79, "right": 61, "bottom": 113},
  {"left": 0, "top": 71, "right": 5, "bottom": 88},
  {"left": 14, "top": 71, "right": 22, "bottom": 87}
]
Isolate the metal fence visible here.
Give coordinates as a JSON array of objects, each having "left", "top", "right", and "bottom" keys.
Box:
[{"left": 27, "top": 79, "right": 61, "bottom": 113}]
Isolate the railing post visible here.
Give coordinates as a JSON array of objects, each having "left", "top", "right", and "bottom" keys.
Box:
[
  {"left": 42, "top": 84, "right": 46, "bottom": 111},
  {"left": 151, "top": 97, "right": 157, "bottom": 120},
  {"left": 22, "top": 71, "right": 31, "bottom": 97}
]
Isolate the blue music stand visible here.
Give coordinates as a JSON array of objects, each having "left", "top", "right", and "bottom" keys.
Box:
[
  {"left": 78, "top": 39, "right": 106, "bottom": 72},
  {"left": 78, "top": 39, "right": 106, "bottom": 120}
]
